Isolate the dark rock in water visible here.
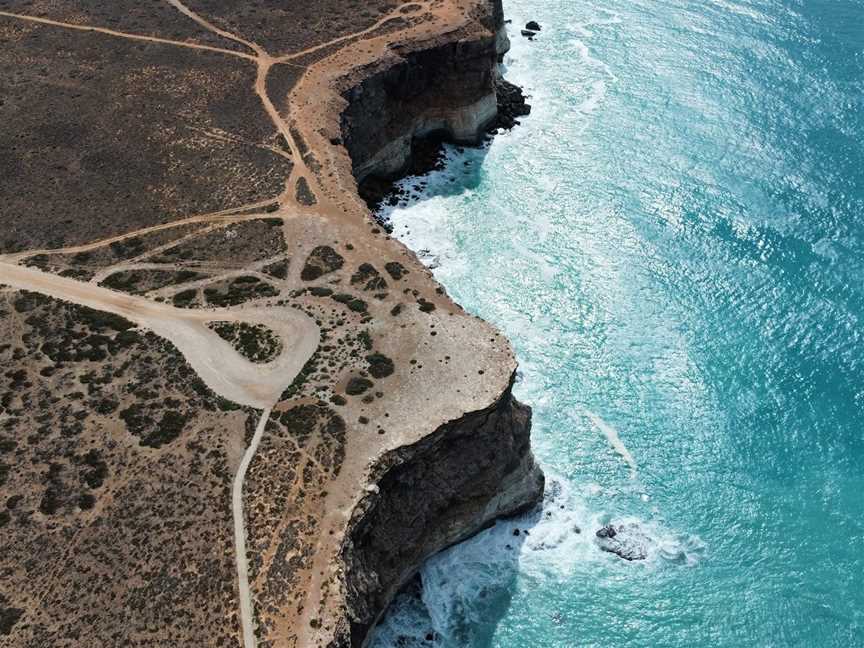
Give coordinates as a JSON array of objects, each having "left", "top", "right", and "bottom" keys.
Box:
[
  {"left": 602, "top": 544, "right": 647, "bottom": 561},
  {"left": 493, "top": 78, "right": 531, "bottom": 131},
  {"left": 526, "top": 20, "right": 542, "bottom": 31},
  {"left": 513, "top": 528, "right": 521, "bottom": 536},
  {"left": 595, "top": 523, "right": 650, "bottom": 561},
  {"left": 520, "top": 29, "right": 535, "bottom": 39},
  {"left": 596, "top": 525, "right": 617, "bottom": 539},
  {"left": 410, "top": 134, "right": 449, "bottom": 176}
]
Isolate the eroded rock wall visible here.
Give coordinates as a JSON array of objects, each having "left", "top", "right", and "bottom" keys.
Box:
[
  {"left": 338, "top": 0, "right": 513, "bottom": 183},
  {"left": 338, "top": 374, "right": 544, "bottom": 647},
  {"left": 340, "top": 35, "right": 500, "bottom": 182},
  {"left": 323, "top": 2, "right": 543, "bottom": 645}
]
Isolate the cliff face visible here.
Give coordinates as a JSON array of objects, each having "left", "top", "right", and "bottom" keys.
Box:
[
  {"left": 245, "top": 0, "right": 548, "bottom": 645},
  {"left": 324, "top": 3, "right": 544, "bottom": 644},
  {"left": 340, "top": 36, "right": 499, "bottom": 182},
  {"left": 339, "top": 375, "right": 544, "bottom": 646},
  {"left": 0, "top": 0, "right": 541, "bottom": 645},
  {"left": 340, "top": 0, "right": 512, "bottom": 183}
]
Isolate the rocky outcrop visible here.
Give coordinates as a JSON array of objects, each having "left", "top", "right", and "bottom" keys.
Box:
[
  {"left": 293, "top": 2, "right": 545, "bottom": 645},
  {"left": 341, "top": 35, "right": 500, "bottom": 183},
  {"left": 340, "top": 0, "right": 524, "bottom": 187},
  {"left": 340, "top": 0, "right": 529, "bottom": 214},
  {"left": 337, "top": 373, "right": 544, "bottom": 647},
  {"left": 496, "top": 78, "right": 532, "bottom": 130},
  {"left": 596, "top": 523, "right": 651, "bottom": 561}
]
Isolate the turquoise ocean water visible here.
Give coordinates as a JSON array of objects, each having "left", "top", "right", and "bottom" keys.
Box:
[{"left": 370, "top": 1, "right": 864, "bottom": 646}]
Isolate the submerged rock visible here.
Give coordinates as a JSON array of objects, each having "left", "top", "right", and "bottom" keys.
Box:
[
  {"left": 596, "top": 524, "right": 617, "bottom": 539},
  {"left": 595, "top": 522, "right": 650, "bottom": 561},
  {"left": 526, "top": 20, "right": 542, "bottom": 31}
]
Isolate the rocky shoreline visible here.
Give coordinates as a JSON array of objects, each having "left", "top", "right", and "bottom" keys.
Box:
[
  {"left": 340, "top": 373, "right": 544, "bottom": 646},
  {"left": 0, "top": 1, "right": 544, "bottom": 646},
  {"left": 322, "top": 3, "right": 545, "bottom": 645},
  {"left": 356, "top": 75, "right": 532, "bottom": 218}
]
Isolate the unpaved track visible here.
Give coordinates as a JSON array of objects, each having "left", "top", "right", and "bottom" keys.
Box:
[
  {"left": 0, "top": 261, "right": 318, "bottom": 408},
  {"left": 0, "top": 10, "right": 257, "bottom": 60},
  {"left": 275, "top": 5, "right": 427, "bottom": 64},
  {"left": 1, "top": 258, "right": 319, "bottom": 647},
  {"left": 164, "top": 0, "right": 262, "bottom": 55},
  {"left": 1, "top": 207, "right": 279, "bottom": 263},
  {"left": 233, "top": 407, "right": 273, "bottom": 648},
  {"left": 161, "top": 0, "right": 308, "bottom": 193},
  {"left": 1, "top": 1, "right": 473, "bottom": 643}
]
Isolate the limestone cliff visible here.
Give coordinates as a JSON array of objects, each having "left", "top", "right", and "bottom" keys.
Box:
[
  {"left": 0, "top": 0, "right": 541, "bottom": 646},
  {"left": 338, "top": 375, "right": 543, "bottom": 646},
  {"left": 340, "top": 0, "right": 513, "bottom": 184},
  {"left": 321, "top": 2, "right": 544, "bottom": 645},
  {"left": 340, "top": 38, "right": 496, "bottom": 181}
]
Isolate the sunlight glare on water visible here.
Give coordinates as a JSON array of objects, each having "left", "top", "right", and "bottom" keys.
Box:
[{"left": 370, "top": 1, "right": 864, "bottom": 646}]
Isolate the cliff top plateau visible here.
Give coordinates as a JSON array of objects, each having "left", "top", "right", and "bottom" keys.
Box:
[{"left": 0, "top": 1, "right": 543, "bottom": 646}]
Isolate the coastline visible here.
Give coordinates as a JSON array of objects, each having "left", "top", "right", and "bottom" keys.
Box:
[
  {"left": 355, "top": 74, "right": 532, "bottom": 220},
  {"left": 272, "top": 1, "right": 545, "bottom": 645},
  {"left": 0, "top": 2, "right": 543, "bottom": 646},
  {"left": 8, "top": 0, "right": 861, "bottom": 646}
]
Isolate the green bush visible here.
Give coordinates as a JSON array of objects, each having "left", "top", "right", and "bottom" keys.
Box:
[
  {"left": 346, "top": 377, "right": 373, "bottom": 396},
  {"left": 385, "top": 262, "right": 408, "bottom": 280},
  {"left": 417, "top": 298, "right": 436, "bottom": 313},
  {"left": 366, "top": 353, "right": 394, "bottom": 379}
]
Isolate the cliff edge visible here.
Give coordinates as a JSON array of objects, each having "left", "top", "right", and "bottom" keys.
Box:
[
  {"left": 277, "top": 1, "right": 544, "bottom": 645},
  {"left": 0, "top": 1, "right": 542, "bottom": 646},
  {"left": 340, "top": 375, "right": 543, "bottom": 646}
]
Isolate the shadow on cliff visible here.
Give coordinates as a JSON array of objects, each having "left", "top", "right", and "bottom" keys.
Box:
[
  {"left": 369, "top": 506, "right": 545, "bottom": 648},
  {"left": 359, "top": 131, "right": 494, "bottom": 222}
]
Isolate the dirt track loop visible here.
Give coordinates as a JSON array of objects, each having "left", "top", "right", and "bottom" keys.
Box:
[{"left": 0, "top": 261, "right": 319, "bottom": 409}]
